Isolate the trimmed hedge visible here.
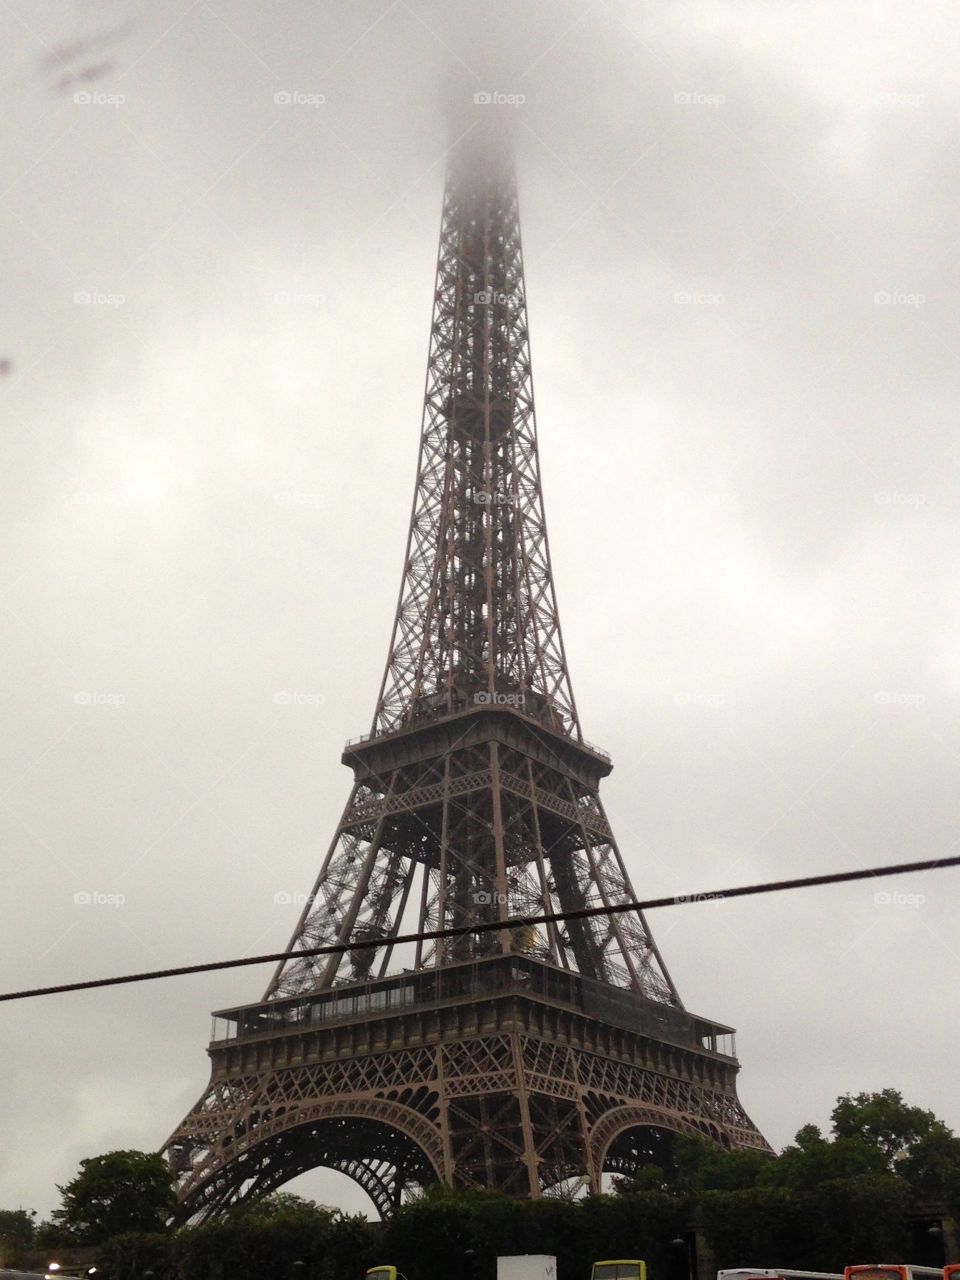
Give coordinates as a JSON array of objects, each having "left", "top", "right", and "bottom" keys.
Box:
[{"left": 97, "top": 1177, "right": 925, "bottom": 1280}]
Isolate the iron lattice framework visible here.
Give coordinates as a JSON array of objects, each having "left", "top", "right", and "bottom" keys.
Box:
[
  {"left": 164, "top": 126, "right": 769, "bottom": 1219},
  {"left": 375, "top": 130, "right": 575, "bottom": 739}
]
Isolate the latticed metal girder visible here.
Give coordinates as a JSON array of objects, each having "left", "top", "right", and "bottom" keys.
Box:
[
  {"left": 259, "top": 126, "right": 681, "bottom": 1003},
  {"left": 164, "top": 1016, "right": 771, "bottom": 1220},
  {"left": 264, "top": 732, "right": 677, "bottom": 1001},
  {"left": 373, "top": 129, "right": 578, "bottom": 740}
]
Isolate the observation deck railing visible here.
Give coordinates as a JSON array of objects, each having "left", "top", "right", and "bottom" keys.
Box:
[{"left": 211, "top": 953, "right": 735, "bottom": 1059}]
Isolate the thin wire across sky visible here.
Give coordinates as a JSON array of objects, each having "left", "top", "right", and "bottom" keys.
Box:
[{"left": 1, "top": 852, "right": 956, "bottom": 1005}]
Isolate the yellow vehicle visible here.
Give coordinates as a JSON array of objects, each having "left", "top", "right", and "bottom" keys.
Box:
[
  {"left": 592, "top": 1263, "right": 647, "bottom": 1280},
  {"left": 366, "top": 1268, "right": 398, "bottom": 1280}
]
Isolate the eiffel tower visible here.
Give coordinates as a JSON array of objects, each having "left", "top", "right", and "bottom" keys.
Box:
[{"left": 164, "top": 123, "right": 769, "bottom": 1221}]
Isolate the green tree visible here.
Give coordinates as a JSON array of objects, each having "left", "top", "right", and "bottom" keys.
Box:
[
  {"left": 830, "top": 1088, "right": 960, "bottom": 1206},
  {"left": 229, "top": 1191, "right": 336, "bottom": 1222},
  {"left": 767, "top": 1124, "right": 887, "bottom": 1191},
  {"left": 897, "top": 1126, "right": 960, "bottom": 1201},
  {"left": 99, "top": 1232, "right": 174, "bottom": 1280},
  {"left": 382, "top": 1186, "right": 487, "bottom": 1280},
  {"left": 51, "top": 1150, "right": 175, "bottom": 1244},
  {"left": 700, "top": 1186, "right": 802, "bottom": 1268},
  {"left": 701, "top": 1176, "right": 911, "bottom": 1270},
  {"left": 831, "top": 1090, "right": 946, "bottom": 1163},
  {"left": 173, "top": 1205, "right": 376, "bottom": 1280},
  {"left": 0, "top": 1209, "right": 37, "bottom": 1265},
  {"left": 802, "top": 1175, "right": 912, "bottom": 1266},
  {"left": 610, "top": 1165, "right": 668, "bottom": 1194},
  {"left": 35, "top": 1218, "right": 70, "bottom": 1248},
  {"left": 670, "top": 1134, "right": 770, "bottom": 1191}
]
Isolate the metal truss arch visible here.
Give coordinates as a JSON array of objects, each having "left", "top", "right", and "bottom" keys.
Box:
[
  {"left": 171, "top": 1097, "right": 443, "bottom": 1223},
  {"left": 591, "top": 1104, "right": 729, "bottom": 1178}
]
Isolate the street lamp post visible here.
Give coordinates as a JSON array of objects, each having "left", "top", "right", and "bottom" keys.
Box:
[
  {"left": 928, "top": 1225, "right": 946, "bottom": 1267},
  {"left": 671, "top": 1235, "right": 692, "bottom": 1280}
]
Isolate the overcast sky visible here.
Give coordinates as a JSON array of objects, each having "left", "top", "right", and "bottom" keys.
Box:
[{"left": 2, "top": 0, "right": 959, "bottom": 1220}]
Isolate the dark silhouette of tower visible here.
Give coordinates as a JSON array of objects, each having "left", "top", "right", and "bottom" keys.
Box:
[{"left": 164, "top": 124, "right": 769, "bottom": 1221}]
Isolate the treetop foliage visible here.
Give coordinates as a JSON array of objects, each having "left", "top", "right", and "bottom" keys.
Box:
[{"left": 49, "top": 1149, "right": 175, "bottom": 1245}]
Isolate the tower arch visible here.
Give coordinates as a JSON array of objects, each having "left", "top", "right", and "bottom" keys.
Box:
[{"left": 170, "top": 1097, "right": 443, "bottom": 1223}]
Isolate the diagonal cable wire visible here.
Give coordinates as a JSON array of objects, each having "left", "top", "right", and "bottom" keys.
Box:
[{"left": 1, "top": 853, "right": 957, "bottom": 1004}]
